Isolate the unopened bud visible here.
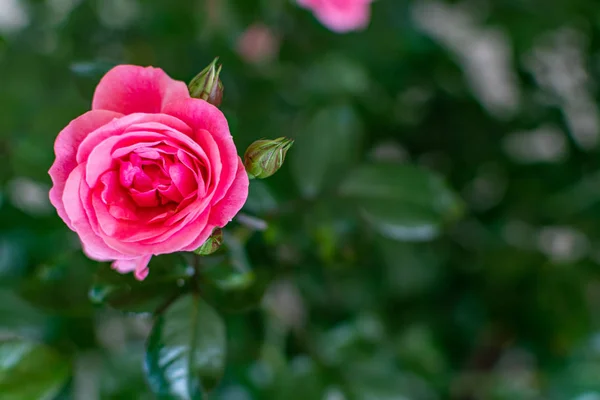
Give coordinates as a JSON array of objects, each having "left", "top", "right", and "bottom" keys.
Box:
[
  {"left": 188, "top": 57, "right": 224, "bottom": 107},
  {"left": 194, "top": 228, "right": 223, "bottom": 255},
  {"left": 244, "top": 137, "right": 294, "bottom": 179}
]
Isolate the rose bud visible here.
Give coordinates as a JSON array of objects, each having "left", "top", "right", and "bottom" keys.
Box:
[
  {"left": 194, "top": 228, "right": 223, "bottom": 255},
  {"left": 243, "top": 137, "right": 294, "bottom": 179},
  {"left": 188, "top": 58, "right": 224, "bottom": 107}
]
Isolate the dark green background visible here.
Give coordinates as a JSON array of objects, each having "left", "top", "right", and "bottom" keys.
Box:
[{"left": 2, "top": 0, "right": 600, "bottom": 399}]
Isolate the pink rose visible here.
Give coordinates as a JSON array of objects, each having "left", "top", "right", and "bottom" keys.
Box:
[
  {"left": 297, "top": 0, "right": 374, "bottom": 33},
  {"left": 49, "top": 66, "right": 249, "bottom": 280}
]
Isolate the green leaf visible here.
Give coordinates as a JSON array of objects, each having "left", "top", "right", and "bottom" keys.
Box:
[
  {"left": 345, "top": 366, "right": 436, "bottom": 400},
  {"left": 549, "top": 334, "right": 600, "bottom": 397},
  {"left": 269, "top": 356, "right": 326, "bottom": 400},
  {"left": 342, "top": 354, "right": 437, "bottom": 400},
  {"left": 89, "top": 254, "right": 190, "bottom": 314},
  {"left": 100, "top": 344, "right": 154, "bottom": 400},
  {"left": 19, "top": 253, "right": 95, "bottom": 316},
  {"left": 379, "top": 240, "right": 442, "bottom": 298},
  {"left": 200, "top": 263, "right": 268, "bottom": 314},
  {"left": 394, "top": 324, "right": 448, "bottom": 377},
  {"left": 291, "top": 105, "right": 363, "bottom": 199},
  {"left": 145, "top": 295, "right": 226, "bottom": 399},
  {"left": 316, "top": 314, "right": 385, "bottom": 366},
  {"left": 359, "top": 199, "right": 442, "bottom": 241},
  {"left": 0, "top": 234, "right": 28, "bottom": 287},
  {"left": 0, "top": 290, "right": 48, "bottom": 339},
  {"left": 0, "top": 339, "right": 70, "bottom": 400},
  {"left": 339, "top": 163, "right": 464, "bottom": 241}
]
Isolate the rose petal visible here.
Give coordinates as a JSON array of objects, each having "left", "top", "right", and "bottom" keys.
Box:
[
  {"left": 169, "top": 163, "right": 196, "bottom": 197},
  {"left": 158, "top": 183, "right": 183, "bottom": 204},
  {"left": 131, "top": 188, "right": 160, "bottom": 208},
  {"left": 112, "top": 140, "right": 163, "bottom": 159},
  {"left": 49, "top": 110, "right": 122, "bottom": 228},
  {"left": 77, "top": 113, "right": 191, "bottom": 164},
  {"left": 208, "top": 158, "right": 249, "bottom": 227},
  {"left": 119, "top": 160, "right": 140, "bottom": 188},
  {"left": 92, "top": 65, "right": 190, "bottom": 115},
  {"left": 177, "top": 149, "right": 207, "bottom": 196},
  {"left": 101, "top": 207, "right": 211, "bottom": 255},
  {"left": 180, "top": 223, "right": 215, "bottom": 253},
  {"left": 112, "top": 255, "right": 152, "bottom": 281},
  {"left": 135, "top": 148, "right": 162, "bottom": 159},
  {"left": 62, "top": 164, "right": 125, "bottom": 261},
  {"left": 85, "top": 135, "right": 122, "bottom": 188},
  {"left": 191, "top": 129, "right": 220, "bottom": 195},
  {"left": 85, "top": 132, "right": 166, "bottom": 189},
  {"left": 162, "top": 99, "right": 236, "bottom": 205},
  {"left": 99, "top": 171, "right": 141, "bottom": 221},
  {"left": 91, "top": 186, "right": 191, "bottom": 246}
]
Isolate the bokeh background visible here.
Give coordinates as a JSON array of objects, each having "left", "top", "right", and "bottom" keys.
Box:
[{"left": 2, "top": 0, "right": 600, "bottom": 399}]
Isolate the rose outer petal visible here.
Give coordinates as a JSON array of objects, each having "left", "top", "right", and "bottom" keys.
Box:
[
  {"left": 76, "top": 113, "right": 192, "bottom": 164},
  {"left": 92, "top": 65, "right": 190, "bottom": 115},
  {"left": 62, "top": 164, "right": 126, "bottom": 261},
  {"left": 112, "top": 255, "right": 153, "bottom": 281},
  {"left": 163, "top": 98, "right": 238, "bottom": 205},
  {"left": 208, "top": 158, "right": 249, "bottom": 227},
  {"left": 99, "top": 204, "right": 212, "bottom": 256},
  {"left": 49, "top": 110, "right": 122, "bottom": 229}
]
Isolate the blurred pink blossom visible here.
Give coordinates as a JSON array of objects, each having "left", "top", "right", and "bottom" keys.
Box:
[
  {"left": 236, "top": 23, "right": 280, "bottom": 65},
  {"left": 297, "top": 0, "right": 374, "bottom": 33}
]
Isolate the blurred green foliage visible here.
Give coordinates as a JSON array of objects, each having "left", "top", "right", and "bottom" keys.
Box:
[{"left": 2, "top": 0, "right": 600, "bottom": 398}]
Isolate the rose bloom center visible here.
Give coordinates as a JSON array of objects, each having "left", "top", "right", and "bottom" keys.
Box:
[{"left": 104, "top": 140, "right": 209, "bottom": 223}]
